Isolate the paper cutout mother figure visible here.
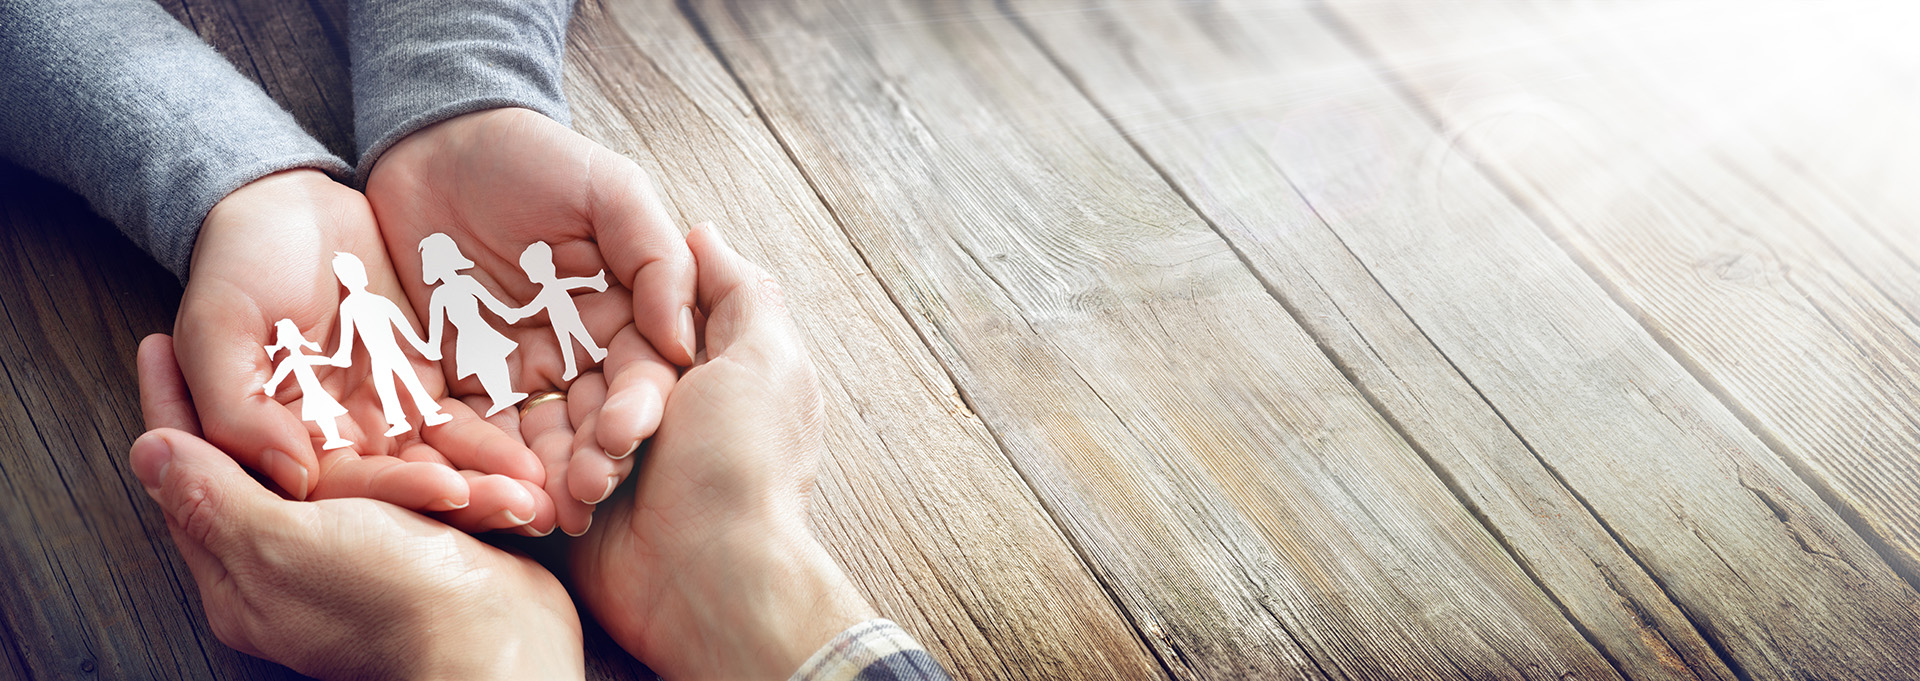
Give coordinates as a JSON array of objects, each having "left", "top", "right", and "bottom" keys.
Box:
[
  {"left": 420, "top": 233, "right": 527, "bottom": 416},
  {"left": 329, "top": 252, "right": 452, "bottom": 436},
  {"left": 263, "top": 318, "right": 354, "bottom": 451},
  {"left": 514, "top": 241, "right": 609, "bottom": 381}
]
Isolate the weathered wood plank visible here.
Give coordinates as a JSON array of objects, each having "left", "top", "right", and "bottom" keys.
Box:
[
  {"left": 1308, "top": 1, "right": 1920, "bottom": 677},
  {"left": 686, "top": 1, "right": 1616, "bottom": 678},
  {"left": 563, "top": 2, "right": 1163, "bottom": 678},
  {"left": 1003, "top": 3, "right": 1738, "bottom": 679},
  {"left": 1471, "top": 0, "right": 1920, "bottom": 585},
  {"left": 0, "top": 164, "right": 288, "bottom": 680}
]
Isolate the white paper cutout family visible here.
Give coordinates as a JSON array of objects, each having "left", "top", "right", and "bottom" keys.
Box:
[{"left": 263, "top": 234, "right": 608, "bottom": 450}]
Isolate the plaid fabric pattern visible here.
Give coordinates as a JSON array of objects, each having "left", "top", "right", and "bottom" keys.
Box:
[{"left": 790, "top": 618, "right": 953, "bottom": 681}]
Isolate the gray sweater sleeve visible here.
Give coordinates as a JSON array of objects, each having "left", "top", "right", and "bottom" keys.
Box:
[
  {"left": 349, "top": 0, "right": 575, "bottom": 181},
  {"left": 0, "top": 0, "right": 350, "bottom": 279}
]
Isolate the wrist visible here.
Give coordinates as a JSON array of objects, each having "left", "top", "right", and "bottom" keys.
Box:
[
  {"left": 408, "top": 608, "right": 584, "bottom": 681},
  {"left": 678, "top": 524, "right": 877, "bottom": 679},
  {"left": 191, "top": 167, "right": 344, "bottom": 277}
]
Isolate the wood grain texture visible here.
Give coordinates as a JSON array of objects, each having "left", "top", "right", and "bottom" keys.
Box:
[
  {"left": 1316, "top": 1, "right": 1920, "bottom": 678},
  {"left": 1003, "top": 3, "right": 1737, "bottom": 679},
  {"left": 563, "top": 2, "right": 1162, "bottom": 678},
  {"left": 1466, "top": 0, "right": 1920, "bottom": 586},
  {"left": 685, "top": 1, "right": 1615, "bottom": 678},
  {"left": 0, "top": 164, "right": 290, "bottom": 680}
]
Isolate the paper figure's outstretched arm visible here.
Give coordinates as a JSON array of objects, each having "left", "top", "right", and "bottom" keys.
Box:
[
  {"left": 560, "top": 271, "right": 608, "bottom": 293},
  {"left": 263, "top": 358, "right": 297, "bottom": 397},
  {"left": 389, "top": 301, "right": 441, "bottom": 361},
  {"left": 330, "top": 312, "right": 357, "bottom": 367},
  {"left": 475, "top": 284, "right": 522, "bottom": 322}
]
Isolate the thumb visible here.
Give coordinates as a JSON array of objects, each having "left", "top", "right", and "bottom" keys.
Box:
[
  {"left": 132, "top": 428, "right": 289, "bottom": 557},
  {"left": 686, "top": 224, "right": 802, "bottom": 361}
]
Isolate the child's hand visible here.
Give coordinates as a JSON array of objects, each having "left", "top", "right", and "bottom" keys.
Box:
[
  {"left": 367, "top": 108, "right": 694, "bottom": 536},
  {"left": 173, "top": 169, "right": 548, "bottom": 532}
]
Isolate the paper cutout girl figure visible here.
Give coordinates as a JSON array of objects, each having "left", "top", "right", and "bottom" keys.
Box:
[
  {"left": 328, "top": 252, "right": 452, "bottom": 436},
  {"left": 263, "top": 319, "right": 354, "bottom": 451},
  {"left": 513, "top": 241, "right": 609, "bottom": 381},
  {"left": 419, "top": 233, "right": 527, "bottom": 416}
]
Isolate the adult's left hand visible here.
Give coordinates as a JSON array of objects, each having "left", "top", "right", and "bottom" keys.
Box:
[
  {"left": 366, "top": 107, "right": 693, "bottom": 536},
  {"left": 132, "top": 334, "right": 584, "bottom": 680}
]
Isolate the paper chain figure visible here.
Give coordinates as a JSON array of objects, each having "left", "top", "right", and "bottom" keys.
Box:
[{"left": 263, "top": 236, "right": 608, "bottom": 444}]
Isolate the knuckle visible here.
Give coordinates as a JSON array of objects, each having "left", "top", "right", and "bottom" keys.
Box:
[{"left": 171, "top": 479, "right": 224, "bottom": 547}]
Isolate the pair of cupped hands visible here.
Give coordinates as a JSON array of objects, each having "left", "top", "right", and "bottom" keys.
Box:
[{"left": 132, "top": 108, "right": 874, "bottom": 679}]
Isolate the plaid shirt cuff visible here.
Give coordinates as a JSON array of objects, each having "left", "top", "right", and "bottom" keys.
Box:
[{"left": 790, "top": 619, "right": 952, "bottom": 681}]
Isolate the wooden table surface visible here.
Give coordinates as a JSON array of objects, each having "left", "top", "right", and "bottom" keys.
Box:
[{"left": 6, "top": 1, "right": 1920, "bottom": 679}]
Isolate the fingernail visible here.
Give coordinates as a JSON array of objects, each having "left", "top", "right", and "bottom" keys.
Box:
[
  {"left": 564, "top": 514, "right": 593, "bottom": 538},
  {"left": 493, "top": 509, "right": 533, "bottom": 528},
  {"left": 524, "top": 523, "right": 554, "bottom": 537},
  {"left": 703, "top": 222, "right": 726, "bottom": 249},
  {"left": 263, "top": 449, "right": 309, "bottom": 501},
  {"left": 130, "top": 432, "right": 174, "bottom": 497},
  {"left": 429, "top": 498, "right": 469, "bottom": 512},
  {"left": 606, "top": 439, "right": 641, "bottom": 460},
  {"left": 677, "top": 305, "right": 696, "bottom": 363},
  {"left": 584, "top": 474, "right": 620, "bottom": 505}
]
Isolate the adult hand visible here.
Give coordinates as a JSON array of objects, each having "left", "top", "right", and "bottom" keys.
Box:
[
  {"left": 571, "top": 227, "right": 876, "bottom": 679},
  {"left": 366, "top": 108, "right": 693, "bottom": 536},
  {"left": 133, "top": 334, "right": 583, "bottom": 679},
  {"left": 173, "top": 169, "right": 546, "bottom": 531}
]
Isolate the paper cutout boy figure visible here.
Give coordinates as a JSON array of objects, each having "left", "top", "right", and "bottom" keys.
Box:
[
  {"left": 419, "top": 233, "right": 527, "bottom": 416},
  {"left": 263, "top": 318, "right": 354, "bottom": 451},
  {"left": 328, "top": 252, "right": 452, "bottom": 436},
  {"left": 513, "top": 241, "right": 609, "bottom": 381}
]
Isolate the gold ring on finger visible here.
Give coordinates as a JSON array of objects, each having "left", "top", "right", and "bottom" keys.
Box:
[{"left": 519, "top": 391, "right": 567, "bottom": 420}]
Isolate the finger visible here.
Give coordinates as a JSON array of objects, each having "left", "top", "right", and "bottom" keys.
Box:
[
  {"left": 557, "top": 411, "right": 605, "bottom": 535},
  {"left": 589, "top": 155, "right": 696, "bottom": 367},
  {"left": 131, "top": 429, "right": 290, "bottom": 559},
  {"left": 173, "top": 310, "right": 319, "bottom": 501},
  {"left": 567, "top": 413, "right": 633, "bottom": 508},
  {"left": 435, "top": 472, "right": 539, "bottom": 532},
  {"left": 307, "top": 455, "right": 470, "bottom": 512},
  {"left": 138, "top": 334, "right": 203, "bottom": 436},
  {"left": 521, "top": 390, "right": 588, "bottom": 535},
  {"left": 464, "top": 395, "right": 525, "bottom": 446},
  {"left": 686, "top": 224, "right": 803, "bottom": 360},
  {"left": 420, "top": 397, "right": 543, "bottom": 482},
  {"left": 513, "top": 476, "right": 560, "bottom": 537},
  {"left": 592, "top": 327, "right": 672, "bottom": 461}
]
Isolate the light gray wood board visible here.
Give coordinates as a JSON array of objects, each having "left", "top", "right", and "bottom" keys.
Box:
[
  {"left": 1318, "top": 1, "right": 1920, "bottom": 678},
  {"left": 1003, "top": 2, "right": 1741, "bottom": 679},
  {"left": 564, "top": 2, "right": 1165, "bottom": 679},
  {"left": 1475, "top": 0, "right": 1920, "bottom": 584},
  {"left": 686, "top": 1, "right": 1617, "bottom": 678}
]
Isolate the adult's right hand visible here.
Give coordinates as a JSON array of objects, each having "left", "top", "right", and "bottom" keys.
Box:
[
  {"left": 571, "top": 226, "right": 877, "bottom": 679},
  {"left": 173, "top": 168, "right": 547, "bottom": 531}
]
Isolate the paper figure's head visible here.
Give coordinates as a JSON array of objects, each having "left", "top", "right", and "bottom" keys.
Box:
[
  {"left": 419, "top": 233, "right": 475, "bottom": 285},
  {"left": 519, "top": 241, "right": 556, "bottom": 281},
  {"left": 332, "top": 252, "right": 368, "bottom": 289},
  {"left": 264, "top": 319, "right": 303, "bottom": 357}
]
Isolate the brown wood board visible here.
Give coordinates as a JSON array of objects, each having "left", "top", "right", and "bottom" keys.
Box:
[
  {"left": 685, "top": 0, "right": 1616, "bottom": 678},
  {"left": 1002, "top": 2, "right": 1743, "bottom": 678}
]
